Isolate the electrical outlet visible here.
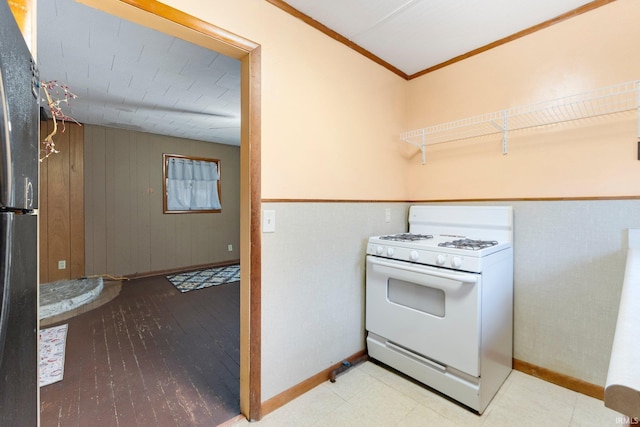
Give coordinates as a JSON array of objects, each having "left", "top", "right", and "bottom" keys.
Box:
[
  {"left": 228, "top": 244, "right": 233, "bottom": 252},
  {"left": 58, "top": 260, "right": 66, "bottom": 270},
  {"left": 384, "top": 208, "right": 391, "bottom": 223}
]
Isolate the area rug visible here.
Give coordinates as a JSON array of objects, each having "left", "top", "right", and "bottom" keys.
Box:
[
  {"left": 167, "top": 264, "right": 240, "bottom": 293},
  {"left": 39, "top": 324, "right": 68, "bottom": 387}
]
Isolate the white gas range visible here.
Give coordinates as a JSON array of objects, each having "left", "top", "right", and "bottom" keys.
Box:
[{"left": 365, "top": 205, "right": 513, "bottom": 414}]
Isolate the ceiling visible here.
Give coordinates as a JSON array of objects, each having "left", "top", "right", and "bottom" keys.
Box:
[
  {"left": 273, "top": 0, "right": 603, "bottom": 77},
  {"left": 37, "top": 0, "right": 242, "bottom": 145},
  {"left": 37, "top": 0, "right": 607, "bottom": 146}
]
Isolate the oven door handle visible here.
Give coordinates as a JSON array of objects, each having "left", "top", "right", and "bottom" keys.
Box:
[{"left": 368, "top": 257, "right": 478, "bottom": 284}]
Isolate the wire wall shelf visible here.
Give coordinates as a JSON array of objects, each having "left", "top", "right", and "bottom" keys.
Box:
[{"left": 402, "top": 80, "right": 640, "bottom": 164}]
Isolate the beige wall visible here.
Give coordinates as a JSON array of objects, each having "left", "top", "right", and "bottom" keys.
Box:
[
  {"left": 160, "top": 0, "right": 640, "bottom": 201},
  {"left": 157, "top": 0, "right": 638, "bottom": 403},
  {"left": 406, "top": 0, "right": 640, "bottom": 200},
  {"left": 160, "top": 0, "right": 410, "bottom": 201},
  {"left": 84, "top": 124, "right": 240, "bottom": 277}
]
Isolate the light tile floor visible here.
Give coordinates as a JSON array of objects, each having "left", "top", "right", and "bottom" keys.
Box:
[{"left": 228, "top": 361, "right": 625, "bottom": 427}]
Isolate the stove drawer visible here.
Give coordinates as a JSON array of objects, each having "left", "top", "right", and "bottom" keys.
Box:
[{"left": 366, "top": 255, "right": 481, "bottom": 377}]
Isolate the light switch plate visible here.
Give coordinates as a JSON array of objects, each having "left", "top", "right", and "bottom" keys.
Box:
[{"left": 263, "top": 210, "right": 276, "bottom": 233}]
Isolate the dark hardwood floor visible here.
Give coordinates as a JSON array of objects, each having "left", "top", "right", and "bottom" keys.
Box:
[{"left": 40, "top": 274, "right": 240, "bottom": 427}]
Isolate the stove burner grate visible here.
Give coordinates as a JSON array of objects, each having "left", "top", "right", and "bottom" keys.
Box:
[
  {"left": 380, "top": 233, "right": 433, "bottom": 242},
  {"left": 438, "top": 238, "right": 499, "bottom": 251}
]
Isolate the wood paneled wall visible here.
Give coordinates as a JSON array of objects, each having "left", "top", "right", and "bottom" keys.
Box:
[
  {"left": 83, "top": 125, "right": 241, "bottom": 277},
  {"left": 39, "top": 120, "right": 85, "bottom": 284}
]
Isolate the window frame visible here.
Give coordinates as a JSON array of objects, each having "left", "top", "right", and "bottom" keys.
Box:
[{"left": 162, "top": 153, "right": 222, "bottom": 214}]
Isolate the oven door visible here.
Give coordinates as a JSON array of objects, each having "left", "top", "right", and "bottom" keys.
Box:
[{"left": 366, "top": 255, "right": 481, "bottom": 377}]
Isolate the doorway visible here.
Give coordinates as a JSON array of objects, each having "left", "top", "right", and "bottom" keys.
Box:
[{"left": 49, "top": 0, "right": 262, "bottom": 421}]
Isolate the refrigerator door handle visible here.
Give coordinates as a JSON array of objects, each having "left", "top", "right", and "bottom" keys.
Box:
[
  {"left": 0, "top": 63, "right": 13, "bottom": 208},
  {"left": 24, "top": 178, "right": 33, "bottom": 209},
  {"left": 0, "top": 213, "right": 14, "bottom": 368}
]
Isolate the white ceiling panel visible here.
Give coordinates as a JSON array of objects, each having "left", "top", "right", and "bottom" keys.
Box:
[
  {"left": 280, "top": 0, "right": 596, "bottom": 75},
  {"left": 284, "top": 0, "right": 418, "bottom": 38},
  {"left": 37, "top": 0, "right": 241, "bottom": 146}
]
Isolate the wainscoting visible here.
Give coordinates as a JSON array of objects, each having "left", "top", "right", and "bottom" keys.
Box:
[{"left": 258, "top": 199, "right": 636, "bottom": 405}]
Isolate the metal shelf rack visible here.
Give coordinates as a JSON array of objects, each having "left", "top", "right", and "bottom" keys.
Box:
[{"left": 402, "top": 80, "right": 640, "bottom": 164}]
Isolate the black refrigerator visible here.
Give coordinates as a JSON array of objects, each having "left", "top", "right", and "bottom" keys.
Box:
[{"left": 0, "top": 1, "right": 40, "bottom": 425}]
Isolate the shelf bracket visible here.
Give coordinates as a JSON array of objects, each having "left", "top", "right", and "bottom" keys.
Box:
[
  {"left": 489, "top": 112, "right": 509, "bottom": 155},
  {"left": 489, "top": 110, "right": 509, "bottom": 154},
  {"left": 402, "top": 130, "right": 427, "bottom": 164},
  {"left": 502, "top": 110, "right": 508, "bottom": 155},
  {"left": 637, "top": 88, "right": 640, "bottom": 148},
  {"left": 404, "top": 130, "right": 426, "bottom": 164}
]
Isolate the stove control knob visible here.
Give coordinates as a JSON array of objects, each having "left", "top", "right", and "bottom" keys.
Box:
[
  {"left": 410, "top": 250, "right": 419, "bottom": 261},
  {"left": 451, "top": 256, "right": 463, "bottom": 268},
  {"left": 387, "top": 247, "right": 395, "bottom": 257},
  {"left": 436, "top": 254, "right": 446, "bottom": 266},
  {"left": 376, "top": 246, "right": 384, "bottom": 255}
]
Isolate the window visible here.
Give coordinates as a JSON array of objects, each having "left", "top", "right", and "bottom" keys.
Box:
[{"left": 163, "top": 154, "right": 222, "bottom": 213}]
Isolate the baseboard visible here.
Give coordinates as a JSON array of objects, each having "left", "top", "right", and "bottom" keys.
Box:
[
  {"left": 123, "top": 259, "right": 240, "bottom": 280},
  {"left": 259, "top": 354, "right": 604, "bottom": 418},
  {"left": 513, "top": 358, "right": 604, "bottom": 400},
  {"left": 216, "top": 414, "right": 246, "bottom": 427},
  {"left": 261, "top": 350, "right": 367, "bottom": 417}
]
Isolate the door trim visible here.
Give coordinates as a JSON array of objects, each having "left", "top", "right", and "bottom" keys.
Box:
[{"left": 76, "top": 0, "right": 262, "bottom": 420}]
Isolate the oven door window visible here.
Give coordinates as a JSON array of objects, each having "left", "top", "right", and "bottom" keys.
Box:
[{"left": 388, "top": 278, "right": 445, "bottom": 317}]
